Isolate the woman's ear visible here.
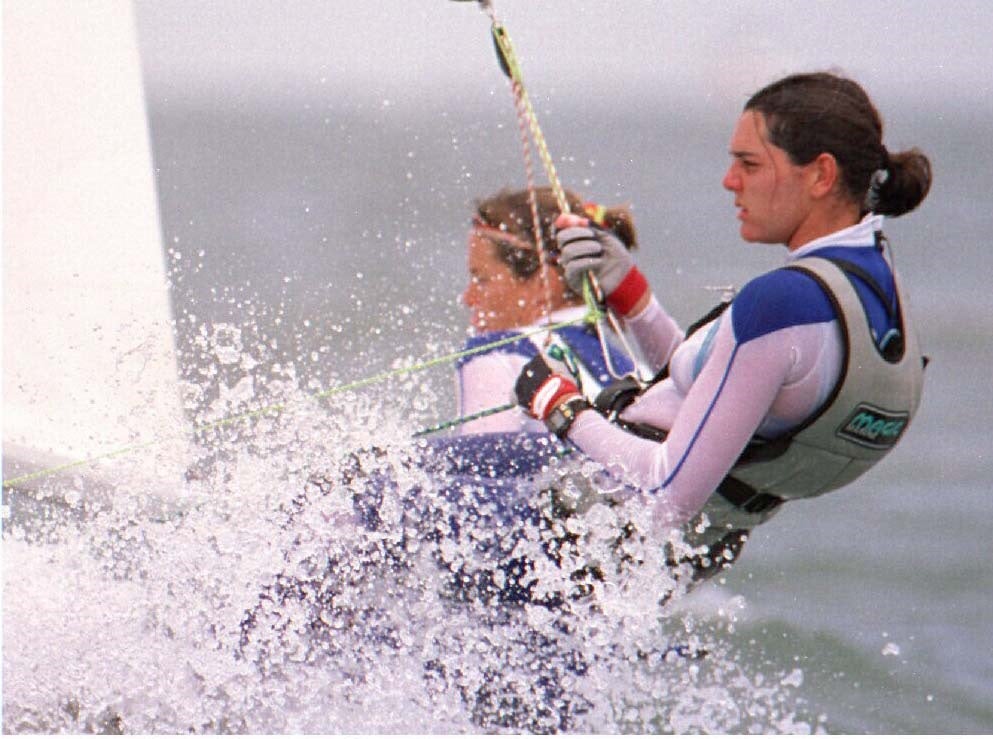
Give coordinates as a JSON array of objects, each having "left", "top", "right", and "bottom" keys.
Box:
[{"left": 809, "top": 152, "right": 841, "bottom": 199}]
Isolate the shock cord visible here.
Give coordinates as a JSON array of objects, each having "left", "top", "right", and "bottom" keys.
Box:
[{"left": 474, "top": 0, "right": 643, "bottom": 381}]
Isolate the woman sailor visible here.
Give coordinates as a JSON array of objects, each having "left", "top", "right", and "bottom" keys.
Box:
[
  {"left": 513, "top": 72, "right": 931, "bottom": 576},
  {"left": 457, "top": 186, "right": 638, "bottom": 433}
]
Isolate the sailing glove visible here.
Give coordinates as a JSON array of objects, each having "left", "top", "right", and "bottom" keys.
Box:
[
  {"left": 556, "top": 224, "right": 649, "bottom": 316},
  {"left": 513, "top": 352, "right": 581, "bottom": 422}
]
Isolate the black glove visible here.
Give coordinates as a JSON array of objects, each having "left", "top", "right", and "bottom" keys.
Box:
[{"left": 513, "top": 353, "right": 581, "bottom": 421}]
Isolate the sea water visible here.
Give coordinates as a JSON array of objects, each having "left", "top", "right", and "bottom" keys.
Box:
[{"left": 4, "top": 93, "right": 993, "bottom": 732}]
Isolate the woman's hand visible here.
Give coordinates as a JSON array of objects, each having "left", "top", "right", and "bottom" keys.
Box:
[
  {"left": 513, "top": 352, "right": 580, "bottom": 421},
  {"left": 554, "top": 214, "right": 650, "bottom": 316},
  {"left": 513, "top": 349, "right": 593, "bottom": 438}
]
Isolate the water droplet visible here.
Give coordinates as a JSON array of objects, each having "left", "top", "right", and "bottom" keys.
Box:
[{"left": 780, "top": 668, "right": 804, "bottom": 687}]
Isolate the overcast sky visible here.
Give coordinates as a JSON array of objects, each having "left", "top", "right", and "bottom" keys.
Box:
[{"left": 135, "top": 0, "right": 993, "bottom": 114}]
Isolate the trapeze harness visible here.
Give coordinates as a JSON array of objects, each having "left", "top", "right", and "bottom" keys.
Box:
[{"left": 596, "top": 248, "right": 926, "bottom": 544}]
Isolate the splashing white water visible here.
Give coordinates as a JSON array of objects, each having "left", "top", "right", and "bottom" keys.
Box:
[{"left": 3, "top": 331, "right": 819, "bottom": 733}]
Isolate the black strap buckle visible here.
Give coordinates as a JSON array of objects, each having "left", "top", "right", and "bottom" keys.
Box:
[
  {"left": 716, "top": 476, "right": 784, "bottom": 515},
  {"left": 593, "top": 375, "right": 643, "bottom": 418}
]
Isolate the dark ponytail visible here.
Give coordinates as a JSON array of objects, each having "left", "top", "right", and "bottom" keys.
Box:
[
  {"left": 872, "top": 147, "right": 932, "bottom": 217},
  {"left": 746, "top": 72, "right": 932, "bottom": 217}
]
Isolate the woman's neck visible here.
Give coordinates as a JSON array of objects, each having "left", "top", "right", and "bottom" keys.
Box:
[{"left": 788, "top": 198, "right": 862, "bottom": 252}]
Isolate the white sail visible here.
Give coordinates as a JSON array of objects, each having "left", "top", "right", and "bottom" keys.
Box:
[{"left": 3, "top": 0, "right": 188, "bottom": 493}]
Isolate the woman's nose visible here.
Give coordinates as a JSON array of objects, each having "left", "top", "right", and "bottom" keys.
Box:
[{"left": 722, "top": 165, "right": 740, "bottom": 192}]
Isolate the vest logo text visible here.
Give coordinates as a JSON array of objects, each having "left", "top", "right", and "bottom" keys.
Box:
[{"left": 837, "top": 404, "right": 909, "bottom": 449}]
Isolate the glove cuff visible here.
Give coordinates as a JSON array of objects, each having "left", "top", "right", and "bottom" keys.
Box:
[
  {"left": 515, "top": 355, "right": 581, "bottom": 421},
  {"left": 607, "top": 267, "right": 649, "bottom": 316},
  {"left": 530, "top": 376, "right": 581, "bottom": 421}
]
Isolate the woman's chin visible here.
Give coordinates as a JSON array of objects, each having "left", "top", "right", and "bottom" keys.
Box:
[
  {"left": 739, "top": 225, "right": 775, "bottom": 245},
  {"left": 739, "top": 225, "right": 757, "bottom": 242}
]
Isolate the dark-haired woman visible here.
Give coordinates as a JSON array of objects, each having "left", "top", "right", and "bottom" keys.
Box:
[
  {"left": 514, "top": 72, "right": 931, "bottom": 575},
  {"left": 456, "top": 186, "right": 639, "bottom": 434}
]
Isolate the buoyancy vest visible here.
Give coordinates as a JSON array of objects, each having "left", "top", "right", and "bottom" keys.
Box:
[
  {"left": 523, "top": 321, "right": 635, "bottom": 399},
  {"left": 730, "top": 255, "right": 923, "bottom": 490},
  {"left": 601, "top": 254, "right": 926, "bottom": 540},
  {"left": 461, "top": 312, "right": 634, "bottom": 396}
]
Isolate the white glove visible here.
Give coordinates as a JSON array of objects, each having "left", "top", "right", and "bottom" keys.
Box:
[{"left": 556, "top": 225, "right": 649, "bottom": 316}]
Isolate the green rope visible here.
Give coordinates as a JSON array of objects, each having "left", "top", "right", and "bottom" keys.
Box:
[
  {"left": 2, "top": 438, "right": 169, "bottom": 491},
  {"left": 2, "top": 314, "right": 591, "bottom": 491},
  {"left": 313, "top": 317, "right": 577, "bottom": 401},
  {"left": 412, "top": 401, "right": 515, "bottom": 438}
]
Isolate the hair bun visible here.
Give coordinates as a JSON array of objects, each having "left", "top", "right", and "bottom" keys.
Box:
[{"left": 874, "top": 148, "right": 932, "bottom": 217}]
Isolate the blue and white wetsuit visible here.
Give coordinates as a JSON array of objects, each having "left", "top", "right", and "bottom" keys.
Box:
[
  {"left": 565, "top": 214, "right": 922, "bottom": 532},
  {"left": 456, "top": 305, "right": 635, "bottom": 435}
]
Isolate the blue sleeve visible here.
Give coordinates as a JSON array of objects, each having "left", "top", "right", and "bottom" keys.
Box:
[{"left": 731, "top": 268, "right": 837, "bottom": 345}]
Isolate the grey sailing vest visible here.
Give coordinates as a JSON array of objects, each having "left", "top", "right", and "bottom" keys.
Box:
[{"left": 692, "top": 255, "right": 926, "bottom": 539}]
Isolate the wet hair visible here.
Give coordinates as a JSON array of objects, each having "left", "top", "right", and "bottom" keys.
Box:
[
  {"left": 745, "top": 72, "right": 931, "bottom": 217},
  {"left": 474, "top": 186, "right": 637, "bottom": 282}
]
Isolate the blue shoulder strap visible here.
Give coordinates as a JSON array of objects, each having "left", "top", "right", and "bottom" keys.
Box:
[
  {"left": 457, "top": 324, "right": 633, "bottom": 386},
  {"left": 456, "top": 331, "right": 537, "bottom": 369},
  {"left": 556, "top": 325, "right": 634, "bottom": 386},
  {"left": 807, "top": 244, "right": 900, "bottom": 350}
]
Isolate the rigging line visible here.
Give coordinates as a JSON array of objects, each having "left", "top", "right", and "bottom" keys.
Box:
[
  {"left": 456, "top": 3, "right": 556, "bottom": 333},
  {"left": 483, "top": 6, "right": 568, "bottom": 213},
  {"left": 512, "top": 82, "right": 554, "bottom": 331},
  {"left": 466, "top": 0, "right": 644, "bottom": 382},
  {"left": 1, "top": 313, "right": 591, "bottom": 490},
  {"left": 412, "top": 401, "right": 515, "bottom": 438},
  {"left": 309, "top": 313, "right": 584, "bottom": 400},
  {"left": 481, "top": 0, "right": 557, "bottom": 331}
]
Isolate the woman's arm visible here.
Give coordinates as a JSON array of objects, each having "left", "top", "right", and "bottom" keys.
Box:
[
  {"left": 563, "top": 266, "right": 844, "bottom": 526},
  {"left": 567, "top": 313, "right": 796, "bottom": 526},
  {"left": 620, "top": 294, "right": 684, "bottom": 374}
]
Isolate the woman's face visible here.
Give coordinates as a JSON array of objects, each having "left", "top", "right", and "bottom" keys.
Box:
[
  {"left": 462, "top": 226, "right": 545, "bottom": 331},
  {"left": 722, "top": 111, "right": 814, "bottom": 249}
]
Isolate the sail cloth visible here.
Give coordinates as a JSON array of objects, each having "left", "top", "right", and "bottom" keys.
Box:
[{"left": 3, "top": 1, "right": 188, "bottom": 492}]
